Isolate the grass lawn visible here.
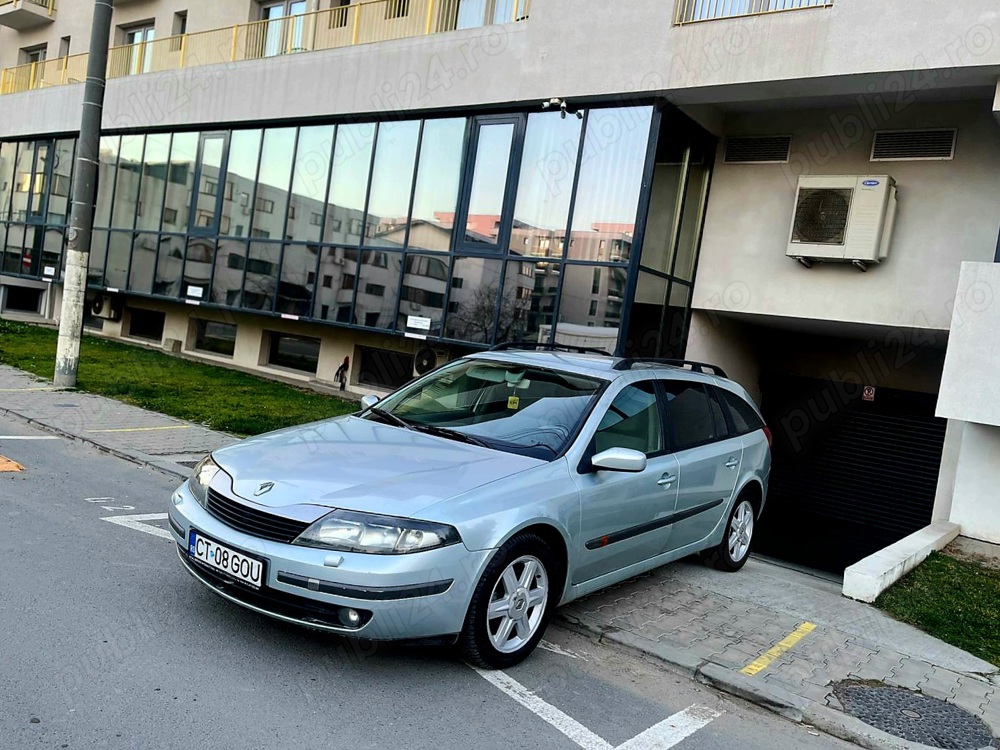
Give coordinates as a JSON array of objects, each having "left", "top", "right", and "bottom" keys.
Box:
[
  {"left": 0, "top": 319, "right": 356, "bottom": 436},
  {"left": 876, "top": 551, "right": 1000, "bottom": 668}
]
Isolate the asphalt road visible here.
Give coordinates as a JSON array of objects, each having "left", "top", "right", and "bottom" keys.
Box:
[{"left": 0, "top": 413, "right": 856, "bottom": 750}]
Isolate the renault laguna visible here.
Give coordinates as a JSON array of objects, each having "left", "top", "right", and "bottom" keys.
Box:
[{"left": 169, "top": 348, "right": 771, "bottom": 668}]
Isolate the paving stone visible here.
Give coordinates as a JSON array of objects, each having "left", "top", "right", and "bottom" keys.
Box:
[
  {"left": 850, "top": 650, "right": 906, "bottom": 682},
  {"left": 708, "top": 644, "right": 760, "bottom": 670},
  {"left": 766, "top": 657, "right": 823, "bottom": 687},
  {"left": 916, "top": 666, "right": 962, "bottom": 702},
  {"left": 950, "top": 676, "right": 996, "bottom": 716},
  {"left": 978, "top": 698, "right": 1000, "bottom": 734},
  {"left": 887, "top": 657, "right": 935, "bottom": 690},
  {"left": 761, "top": 673, "right": 832, "bottom": 705},
  {"left": 691, "top": 632, "right": 741, "bottom": 657}
]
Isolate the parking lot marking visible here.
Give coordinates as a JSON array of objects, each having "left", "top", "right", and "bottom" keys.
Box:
[
  {"left": 741, "top": 622, "right": 817, "bottom": 676},
  {"left": 539, "top": 640, "right": 587, "bottom": 660},
  {"left": 0, "top": 455, "right": 24, "bottom": 472},
  {"left": 102, "top": 513, "right": 173, "bottom": 541},
  {"left": 617, "top": 705, "right": 722, "bottom": 750},
  {"left": 89, "top": 425, "right": 191, "bottom": 434},
  {"left": 0, "top": 436, "right": 59, "bottom": 440},
  {"left": 0, "top": 387, "right": 58, "bottom": 392}
]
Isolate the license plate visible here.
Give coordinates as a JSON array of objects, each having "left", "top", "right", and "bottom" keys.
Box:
[{"left": 188, "top": 530, "right": 265, "bottom": 590}]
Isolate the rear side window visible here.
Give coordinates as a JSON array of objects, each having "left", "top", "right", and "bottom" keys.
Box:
[
  {"left": 717, "top": 387, "right": 764, "bottom": 435},
  {"left": 660, "top": 381, "right": 718, "bottom": 451}
]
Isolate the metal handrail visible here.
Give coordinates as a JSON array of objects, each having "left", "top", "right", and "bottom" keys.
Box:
[
  {"left": 673, "top": 0, "right": 831, "bottom": 25},
  {"left": 0, "top": 0, "right": 529, "bottom": 96}
]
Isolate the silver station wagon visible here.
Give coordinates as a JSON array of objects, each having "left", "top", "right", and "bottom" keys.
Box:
[{"left": 169, "top": 348, "right": 771, "bottom": 668}]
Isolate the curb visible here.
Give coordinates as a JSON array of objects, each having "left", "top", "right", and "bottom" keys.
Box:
[
  {"left": 555, "top": 611, "right": 946, "bottom": 750},
  {"left": 0, "top": 404, "right": 194, "bottom": 482}
]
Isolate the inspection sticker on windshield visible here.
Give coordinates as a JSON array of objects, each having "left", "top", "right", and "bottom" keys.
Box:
[
  {"left": 507, "top": 396, "right": 520, "bottom": 410},
  {"left": 189, "top": 530, "right": 265, "bottom": 589}
]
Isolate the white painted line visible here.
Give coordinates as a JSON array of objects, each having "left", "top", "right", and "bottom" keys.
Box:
[
  {"left": 539, "top": 640, "right": 587, "bottom": 660},
  {"left": 473, "top": 667, "right": 613, "bottom": 750},
  {"left": 617, "top": 705, "right": 721, "bottom": 750},
  {"left": 0, "top": 436, "right": 60, "bottom": 440},
  {"left": 101, "top": 513, "right": 172, "bottom": 541}
]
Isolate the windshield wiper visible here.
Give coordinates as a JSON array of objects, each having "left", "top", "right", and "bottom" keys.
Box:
[
  {"left": 368, "top": 407, "right": 413, "bottom": 431},
  {"left": 408, "top": 423, "right": 491, "bottom": 448}
]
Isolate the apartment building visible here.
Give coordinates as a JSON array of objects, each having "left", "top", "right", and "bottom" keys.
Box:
[{"left": 1, "top": 0, "right": 999, "bottom": 579}]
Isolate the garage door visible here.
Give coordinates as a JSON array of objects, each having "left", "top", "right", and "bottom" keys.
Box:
[{"left": 755, "top": 375, "right": 946, "bottom": 574}]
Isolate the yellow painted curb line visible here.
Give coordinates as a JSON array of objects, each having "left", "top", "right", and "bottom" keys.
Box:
[{"left": 741, "top": 622, "right": 817, "bottom": 676}]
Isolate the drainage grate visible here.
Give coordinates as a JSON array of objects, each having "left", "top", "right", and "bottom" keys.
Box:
[{"left": 833, "top": 681, "right": 999, "bottom": 749}]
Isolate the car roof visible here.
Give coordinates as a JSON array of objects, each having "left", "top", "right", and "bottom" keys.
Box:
[{"left": 467, "top": 350, "right": 721, "bottom": 385}]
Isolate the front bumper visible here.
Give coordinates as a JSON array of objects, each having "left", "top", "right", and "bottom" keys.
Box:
[{"left": 169, "top": 483, "right": 492, "bottom": 640}]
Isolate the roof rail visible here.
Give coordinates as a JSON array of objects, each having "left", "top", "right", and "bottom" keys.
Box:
[
  {"left": 613, "top": 358, "right": 729, "bottom": 378},
  {"left": 490, "top": 341, "right": 613, "bottom": 356}
]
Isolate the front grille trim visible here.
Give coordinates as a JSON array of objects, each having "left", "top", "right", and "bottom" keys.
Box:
[{"left": 205, "top": 488, "right": 311, "bottom": 543}]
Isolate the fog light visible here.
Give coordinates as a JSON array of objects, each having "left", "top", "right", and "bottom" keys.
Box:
[{"left": 340, "top": 608, "right": 361, "bottom": 628}]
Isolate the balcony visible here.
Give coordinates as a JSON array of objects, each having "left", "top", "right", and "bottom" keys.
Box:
[
  {"left": 0, "top": 0, "right": 55, "bottom": 30},
  {"left": 673, "top": 0, "right": 831, "bottom": 25},
  {"left": 0, "top": 0, "right": 530, "bottom": 96}
]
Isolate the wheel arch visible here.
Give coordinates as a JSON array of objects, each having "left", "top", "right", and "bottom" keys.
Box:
[{"left": 494, "top": 521, "right": 572, "bottom": 602}]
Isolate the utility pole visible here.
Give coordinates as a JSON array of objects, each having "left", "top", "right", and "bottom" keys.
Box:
[{"left": 54, "top": 0, "right": 115, "bottom": 388}]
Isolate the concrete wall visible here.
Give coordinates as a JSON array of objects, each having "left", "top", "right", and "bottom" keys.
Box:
[
  {"left": 949, "top": 422, "right": 1000, "bottom": 544},
  {"left": 937, "top": 261, "right": 1000, "bottom": 427},
  {"left": 693, "top": 101, "right": 1000, "bottom": 332},
  {"left": 4, "top": 0, "right": 1000, "bottom": 139}
]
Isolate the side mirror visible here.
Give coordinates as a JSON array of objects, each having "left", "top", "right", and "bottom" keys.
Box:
[
  {"left": 360, "top": 394, "right": 380, "bottom": 410},
  {"left": 591, "top": 447, "right": 647, "bottom": 473}
]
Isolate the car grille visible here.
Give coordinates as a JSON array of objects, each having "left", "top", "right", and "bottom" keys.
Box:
[{"left": 205, "top": 488, "right": 312, "bottom": 543}]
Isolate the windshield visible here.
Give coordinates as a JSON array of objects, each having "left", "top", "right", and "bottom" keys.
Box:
[{"left": 365, "top": 359, "right": 606, "bottom": 460}]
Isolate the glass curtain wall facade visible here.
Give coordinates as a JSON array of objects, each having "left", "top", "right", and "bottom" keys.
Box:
[{"left": 0, "top": 104, "right": 714, "bottom": 354}]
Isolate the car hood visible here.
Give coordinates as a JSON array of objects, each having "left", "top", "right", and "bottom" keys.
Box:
[{"left": 210, "top": 415, "right": 542, "bottom": 519}]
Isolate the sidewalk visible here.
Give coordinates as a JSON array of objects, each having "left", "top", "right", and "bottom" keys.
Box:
[
  {"left": 0, "top": 364, "right": 236, "bottom": 478},
  {"left": 558, "top": 557, "right": 1000, "bottom": 749},
  {"left": 2, "top": 362, "right": 997, "bottom": 749}
]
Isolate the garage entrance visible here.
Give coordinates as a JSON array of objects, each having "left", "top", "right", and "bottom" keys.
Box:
[{"left": 754, "top": 375, "right": 946, "bottom": 574}]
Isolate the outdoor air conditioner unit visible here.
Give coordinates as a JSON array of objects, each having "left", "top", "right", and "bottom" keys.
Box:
[
  {"left": 787, "top": 175, "right": 898, "bottom": 271},
  {"left": 413, "top": 347, "right": 447, "bottom": 377},
  {"left": 89, "top": 294, "right": 123, "bottom": 322}
]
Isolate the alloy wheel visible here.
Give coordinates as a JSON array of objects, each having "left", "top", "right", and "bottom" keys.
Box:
[
  {"left": 486, "top": 555, "right": 548, "bottom": 654},
  {"left": 728, "top": 500, "right": 754, "bottom": 562}
]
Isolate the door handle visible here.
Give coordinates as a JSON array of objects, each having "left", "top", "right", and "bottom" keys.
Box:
[
  {"left": 657, "top": 473, "right": 676, "bottom": 488},
  {"left": 725, "top": 457, "right": 740, "bottom": 470}
]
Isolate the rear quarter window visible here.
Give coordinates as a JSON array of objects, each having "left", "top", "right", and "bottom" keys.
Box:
[{"left": 717, "top": 387, "right": 764, "bottom": 435}]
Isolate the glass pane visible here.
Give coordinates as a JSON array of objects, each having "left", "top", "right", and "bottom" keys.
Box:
[
  {"left": 456, "top": 0, "right": 486, "bottom": 29},
  {"left": 242, "top": 241, "right": 281, "bottom": 311},
  {"left": 1, "top": 225, "right": 22, "bottom": 274},
  {"left": 252, "top": 128, "right": 296, "bottom": 241},
  {"left": 0, "top": 142, "right": 16, "bottom": 221},
  {"left": 287, "top": 125, "right": 333, "bottom": 244},
  {"left": 498, "top": 259, "right": 556, "bottom": 344},
  {"left": 639, "top": 158, "right": 687, "bottom": 274},
  {"left": 194, "top": 135, "right": 226, "bottom": 231},
  {"left": 28, "top": 142, "right": 50, "bottom": 221},
  {"left": 593, "top": 382, "right": 662, "bottom": 456},
  {"left": 463, "top": 122, "right": 514, "bottom": 247},
  {"left": 554, "top": 265, "right": 626, "bottom": 350},
  {"left": 184, "top": 237, "right": 215, "bottom": 300},
  {"left": 40, "top": 227, "right": 63, "bottom": 277},
  {"left": 325, "top": 123, "right": 375, "bottom": 245},
  {"left": 87, "top": 228, "right": 109, "bottom": 286},
  {"left": 510, "top": 112, "right": 581, "bottom": 259},
  {"left": 18, "top": 223, "right": 41, "bottom": 276},
  {"left": 47, "top": 139, "right": 75, "bottom": 226},
  {"left": 410, "top": 118, "right": 466, "bottom": 253},
  {"left": 94, "top": 136, "right": 120, "bottom": 228},
  {"left": 661, "top": 282, "right": 691, "bottom": 359},
  {"left": 221, "top": 129, "right": 262, "bottom": 239},
  {"left": 110, "top": 134, "right": 145, "bottom": 229},
  {"left": 135, "top": 133, "right": 170, "bottom": 233},
  {"left": 444, "top": 256, "right": 503, "bottom": 343},
  {"left": 567, "top": 106, "right": 654, "bottom": 262},
  {"left": 105, "top": 230, "right": 132, "bottom": 288},
  {"left": 398, "top": 253, "right": 448, "bottom": 334},
  {"left": 276, "top": 243, "right": 318, "bottom": 316},
  {"left": 353, "top": 250, "right": 401, "bottom": 329},
  {"left": 165, "top": 132, "right": 199, "bottom": 235},
  {"left": 154, "top": 234, "right": 185, "bottom": 297},
  {"left": 493, "top": 0, "right": 516, "bottom": 23},
  {"left": 12, "top": 142, "right": 37, "bottom": 223},
  {"left": 312, "top": 247, "right": 358, "bottom": 322},
  {"left": 367, "top": 120, "right": 420, "bottom": 248},
  {"left": 213, "top": 239, "right": 248, "bottom": 306},
  {"left": 673, "top": 161, "right": 711, "bottom": 282},
  {"left": 129, "top": 232, "right": 159, "bottom": 294}
]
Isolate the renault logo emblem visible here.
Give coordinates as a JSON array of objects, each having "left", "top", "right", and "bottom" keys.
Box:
[{"left": 254, "top": 482, "right": 275, "bottom": 497}]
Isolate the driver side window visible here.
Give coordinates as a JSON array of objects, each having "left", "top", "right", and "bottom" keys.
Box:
[{"left": 592, "top": 382, "right": 663, "bottom": 457}]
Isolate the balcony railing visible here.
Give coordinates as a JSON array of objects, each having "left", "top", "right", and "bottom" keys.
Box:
[
  {"left": 0, "top": 0, "right": 529, "bottom": 96},
  {"left": 0, "top": 0, "right": 56, "bottom": 10},
  {"left": 674, "top": 0, "right": 831, "bottom": 25}
]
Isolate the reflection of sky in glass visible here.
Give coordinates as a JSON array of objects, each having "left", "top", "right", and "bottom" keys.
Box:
[
  {"left": 257, "top": 127, "right": 296, "bottom": 192},
  {"left": 118, "top": 133, "right": 144, "bottom": 164},
  {"left": 292, "top": 125, "right": 334, "bottom": 202},
  {"left": 329, "top": 123, "right": 375, "bottom": 213},
  {"left": 572, "top": 106, "right": 653, "bottom": 230},
  {"left": 468, "top": 123, "right": 514, "bottom": 215},
  {"left": 228, "top": 130, "right": 262, "bottom": 184},
  {"left": 514, "top": 112, "right": 581, "bottom": 230},
  {"left": 170, "top": 132, "right": 198, "bottom": 168},
  {"left": 412, "top": 118, "right": 466, "bottom": 224},
  {"left": 368, "top": 120, "right": 420, "bottom": 220}
]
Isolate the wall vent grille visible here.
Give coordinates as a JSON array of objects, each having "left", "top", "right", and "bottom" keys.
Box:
[
  {"left": 871, "top": 129, "right": 957, "bottom": 161},
  {"left": 724, "top": 135, "right": 792, "bottom": 164}
]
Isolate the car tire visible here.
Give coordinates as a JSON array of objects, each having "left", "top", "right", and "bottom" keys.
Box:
[
  {"left": 701, "top": 493, "right": 757, "bottom": 572},
  {"left": 459, "top": 531, "right": 560, "bottom": 670}
]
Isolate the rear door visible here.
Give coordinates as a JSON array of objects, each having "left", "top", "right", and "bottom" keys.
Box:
[
  {"left": 573, "top": 381, "right": 680, "bottom": 584},
  {"left": 660, "top": 380, "right": 743, "bottom": 551}
]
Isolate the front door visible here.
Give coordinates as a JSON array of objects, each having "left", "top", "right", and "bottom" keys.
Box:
[
  {"left": 573, "top": 381, "right": 680, "bottom": 584},
  {"left": 18, "top": 139, "right": 55, "bottom": 278},
  {"left": 660, "top": 380, "right": 742, "bottom": 550}
]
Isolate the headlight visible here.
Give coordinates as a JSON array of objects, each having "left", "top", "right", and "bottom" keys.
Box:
[
  {"left": 188, "top": 456, "right": 220, "bottom": 508},
  {"left": 293, "top": 510, "right": 461, "bottom": 555}
]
